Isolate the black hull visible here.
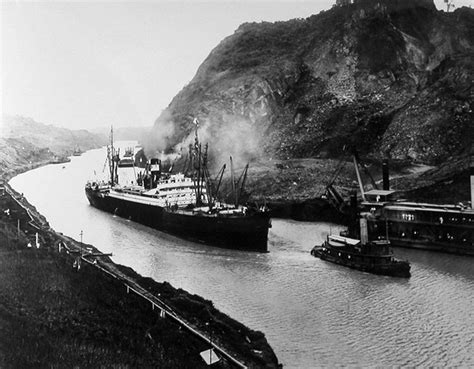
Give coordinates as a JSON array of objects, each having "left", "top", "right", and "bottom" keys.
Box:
[
  {"left": 369, "top": 219, "right": 474, "bottom": 256},
  {"left": 85, "top": 188, "right": 270, "bottom": 252},
  {"left": 385, "top": 237, "right": 474, "bottom": 256},
  {"left": 310, "top": 247, "right": 411, "bottom": 278}
]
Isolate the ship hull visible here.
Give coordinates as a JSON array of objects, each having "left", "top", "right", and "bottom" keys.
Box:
[
  {"left": 382, "top": 234, "right": 474, "bottom": 256},
  {"left": 85, "top": 187, "right": 270, "bottom": 252},
  {"left": 368, "top": 218, "right": 474, "bottom": 256},
  {"left": 310, "top": 246, "right": 411, "bottom": 278}
]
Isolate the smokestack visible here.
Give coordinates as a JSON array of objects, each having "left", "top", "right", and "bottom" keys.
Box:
[
  {"left": 382, "top": 159, "right": 390, "bottom": 191},
  {"left": 349, "top": 192, "right": 359, "bottom": 238}
]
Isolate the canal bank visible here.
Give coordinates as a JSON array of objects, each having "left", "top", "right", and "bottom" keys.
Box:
[
  {"left": 0, "top": 170, "right": 280, "bottom": 368},
  {"left": 7, "top": 148, "right": 474, "bottom": 367}
]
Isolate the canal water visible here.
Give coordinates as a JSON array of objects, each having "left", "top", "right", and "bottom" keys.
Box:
[{"left": 10, "top": 147, "right": 474, "bottom": 368}]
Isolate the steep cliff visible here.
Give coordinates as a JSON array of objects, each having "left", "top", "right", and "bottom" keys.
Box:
[{"left": 150, "top": 0, "right": 474, "bottom": 202}]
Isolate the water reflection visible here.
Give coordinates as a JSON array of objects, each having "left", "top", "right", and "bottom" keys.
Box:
[{"left": 397, "top": 248, "right": 474, "bottom": 281}]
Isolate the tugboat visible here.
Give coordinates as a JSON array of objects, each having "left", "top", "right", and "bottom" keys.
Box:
[
  {"left": 85, "top": 123, "right": 271, "bottom": 252},
  {"left": 311, "top": 218, "right": 411, "bottom": 278}
]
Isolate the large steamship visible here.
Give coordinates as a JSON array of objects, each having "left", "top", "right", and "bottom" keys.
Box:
[{"left": 85, "top": 126, "right": 271, "bottom": 252}]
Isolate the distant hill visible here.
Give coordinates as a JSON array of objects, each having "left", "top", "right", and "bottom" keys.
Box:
[
  {"left": 0, "top": 115, "right": 106, "bottom": 178},
  {"left": 1, "top": 115, "right": 107, "bottom": 153},
  {"left": 147, "top": 0, "right": 473, "bottom": 203}
]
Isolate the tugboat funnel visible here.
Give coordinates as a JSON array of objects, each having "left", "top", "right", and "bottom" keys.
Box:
[{"left": 382, "top": 159, "right": 390, "bottom": 191}]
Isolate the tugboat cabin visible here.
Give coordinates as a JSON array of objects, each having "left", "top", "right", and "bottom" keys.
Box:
[{"left": 326, "top": 235, "right": 393, "bottom": 257}]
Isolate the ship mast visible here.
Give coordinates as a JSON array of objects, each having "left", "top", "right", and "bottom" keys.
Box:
[
  {"left": 108, "top": 126, "right": 115, "bottom": 186},
  {"left": 230, "top": 156, "right": 237, "bottom": 207},
  {"left": 202, "top": 143, "right": 214, "bottom": 208},
  {"left": 213, "top": 164, "right": 226, "bottom": 203},
  {"left": 237, "top": 163, "right": 249, "bottom": 207},
  {"left": 190, "top": 117, "right": 230, "bottom": 209},
  {"left": 353, "top": 155, "right": 366, "bottom": 201},
  {"left": 191, "top": 118, "right": 205, "bottom": 207}
]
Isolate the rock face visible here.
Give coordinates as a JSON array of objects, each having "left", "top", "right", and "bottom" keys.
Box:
[{"left": 150, "top": 0, "right": 473, "bottom": 171}]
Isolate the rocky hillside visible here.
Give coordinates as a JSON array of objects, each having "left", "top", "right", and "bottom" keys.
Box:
[
  {"left": 148, "top": 0, "right": 473, "bottom": 203},
  {"left": 0, "top": 115, "right": 106, "bottom": 178}
]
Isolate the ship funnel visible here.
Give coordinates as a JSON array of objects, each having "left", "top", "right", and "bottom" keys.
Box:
[
  {"left": 382, "top": 159, "right": 390, "bottom": 191},
  {"left": 150, "top": 158, "right": 161, "bottom": 174},
  {"left": 360, "top": 218, "right": 368, "bottom": 245}
]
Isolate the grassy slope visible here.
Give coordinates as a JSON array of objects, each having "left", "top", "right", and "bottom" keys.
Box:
[
  {"left": 0, "top": 246, "right": 209, "bottom": 368},
  {"left": 0, "top": 184, "right": 280, "bottom": 368},
  {"left": 0, "top": 191, "right": 207, "bottom": 368}
]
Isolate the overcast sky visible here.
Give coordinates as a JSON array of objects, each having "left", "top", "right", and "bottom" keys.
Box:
[{"left": 1, "top": 0, "right": 473, "bottom": 130}]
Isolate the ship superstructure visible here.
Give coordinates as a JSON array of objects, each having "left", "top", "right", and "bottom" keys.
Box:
[{"left": 368, "top": 197, "right": 474, "bottom": 256}]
